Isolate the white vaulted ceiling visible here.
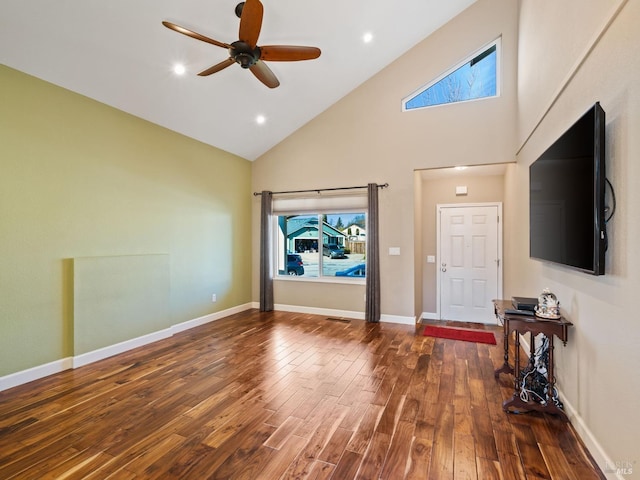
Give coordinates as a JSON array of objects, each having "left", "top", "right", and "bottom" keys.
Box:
[{"left": 0, "top": 0, "right": 476, "bottom": 160}]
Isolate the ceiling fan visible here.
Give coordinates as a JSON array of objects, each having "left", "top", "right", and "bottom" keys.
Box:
[{"left": 162, "top": 0, "right": 321, "bottom": 88}]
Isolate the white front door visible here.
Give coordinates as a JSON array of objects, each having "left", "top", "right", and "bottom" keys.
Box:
[{"left": 438, "top": 204, "right": 501, "bottom": 323}]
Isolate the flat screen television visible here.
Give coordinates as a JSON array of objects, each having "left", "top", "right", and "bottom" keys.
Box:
[{"left": 529, "top": 102, "right": 606, "bottom": 275}]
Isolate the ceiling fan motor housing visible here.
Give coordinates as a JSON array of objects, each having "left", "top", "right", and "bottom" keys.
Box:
[{"left": 230, "top": 41, "right": 260, "bottom": 68}]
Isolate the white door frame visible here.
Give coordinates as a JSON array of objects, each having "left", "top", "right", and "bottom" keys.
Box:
[{"left": 436, "top": 202, "right": 503, "bottom": 322}]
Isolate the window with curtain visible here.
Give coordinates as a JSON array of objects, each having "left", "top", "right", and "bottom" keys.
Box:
[
  {"left": 276, "top": 212, "right": 367, "bottom": 279},
  {"left": 272, "top": 193, "right": 368, "bottom": 281}
]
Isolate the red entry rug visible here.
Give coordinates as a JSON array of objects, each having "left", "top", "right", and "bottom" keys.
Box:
[{"left": 422, "top": 325, "right": 497, "bottom": 345}]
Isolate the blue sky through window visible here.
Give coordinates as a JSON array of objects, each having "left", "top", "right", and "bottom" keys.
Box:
[{"left": 404, "top": 43, "right": 498, "bottom": 110}]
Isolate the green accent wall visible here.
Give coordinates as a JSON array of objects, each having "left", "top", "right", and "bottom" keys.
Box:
[
  {"left": 0, "top": 65, "right": 252, "bottom": 376},
  {"left": 73, "top": 254, "right": 170, "bottom": 355}
]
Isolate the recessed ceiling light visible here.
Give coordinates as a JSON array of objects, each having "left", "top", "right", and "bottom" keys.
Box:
[
  {"left": 455, "top": 166, "right": 468, "bottom": 171},
  {"left": 256, "top": 115, "right": 266, "bottom": 125},
  {"left": 363, "top": 32, "right": 373, "bottom": 44},
  {"left": 173, "top": 64, "right": 186, "bottom": 75}
]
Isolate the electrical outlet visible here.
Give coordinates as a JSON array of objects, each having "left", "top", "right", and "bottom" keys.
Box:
[{"left": 211, "top": 294, "right": 217, "bottom": 302}]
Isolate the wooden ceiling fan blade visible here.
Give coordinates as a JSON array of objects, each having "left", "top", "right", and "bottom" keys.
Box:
[
  {"left": 249, "top": 61, "right": 279, "bottom": 88},
  {"left": 260, "top": 45, "right": 321, "bottom": 62},
  {"left": 198, "top": 58, "right": 235, "bottom": 76},
  {"left": 162, "top": 21, "right": 231, "bottom": 49},
  {"left": 238, "top": 0, "right": 263, "bottom": 48}
]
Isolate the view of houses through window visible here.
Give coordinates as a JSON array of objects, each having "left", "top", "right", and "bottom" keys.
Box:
[{"left": 276, "top": 213, "right": 367, "bottom": 279}]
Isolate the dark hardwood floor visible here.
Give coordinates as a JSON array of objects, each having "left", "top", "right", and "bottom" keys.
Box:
[{"left": 0, "top": 310, "right": 604, "bottom": 479}]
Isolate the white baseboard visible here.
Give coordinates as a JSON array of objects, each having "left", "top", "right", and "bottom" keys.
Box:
[
  {"left": 72, "top": 328, "right": 173, "bottom": 369},
  {"left": 275, "top": 303, "right": 365, "bottom": 320},
  {"left": 381, "top": 314, "right": 417, "bottom": 325},
  {"left": 561, "top": 396, "right": 624, "bottom": 480},
  {"left": 0, "top": 357, "right": 74, "bottom": 392},
  {"left": 272, "top": 303, "right": 416, "bottom": 325},
  {"left": 0, "top": 303, "right": 254, "bottom": 392},
  {"left": 171, "top": 302, "right": 253, "bottom": 334},
  {"left": 380, "top": 315, "right": 418, "bottom": 325}
]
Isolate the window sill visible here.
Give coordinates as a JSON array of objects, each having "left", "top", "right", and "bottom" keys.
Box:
[{"left": 275, "top": 276, "right": 365, "bottom": 286}]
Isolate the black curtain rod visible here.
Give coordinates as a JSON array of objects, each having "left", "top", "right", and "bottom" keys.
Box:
[{"left": 253, "top": 183, "right": 389, "bottom": 196}]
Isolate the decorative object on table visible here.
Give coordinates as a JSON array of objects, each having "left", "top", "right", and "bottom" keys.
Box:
[{"left": 535, "top": 288, "right": 561, "bottom": 319}]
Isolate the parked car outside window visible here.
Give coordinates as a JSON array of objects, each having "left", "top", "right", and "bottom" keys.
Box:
[
  {"left": 335, "top": 263, "right": 365, "bottom": 277},
  {"left": 286, "top": 254, "right": 304, "bottom": 276},
  {"left": 323, "top": 244, "right": 345, "bottom": 259}
]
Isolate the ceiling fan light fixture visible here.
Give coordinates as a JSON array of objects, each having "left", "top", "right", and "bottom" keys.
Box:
[
  {"left": 229, "top": 41, "right": 260, "bottom": 68},
  {"left": 235, "top": 2, "right": 245, "bottom": 19},
  {"left": 237, "top": 53, "right": 255, "bottom": 68}
]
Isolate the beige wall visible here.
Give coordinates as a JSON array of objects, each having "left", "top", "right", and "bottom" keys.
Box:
[
  {"left": 252, "top": 0, "right": 518, "bottom": 319},
  {"left": 420, "top": 171, "right": 506, "bottom": 316},
  {"left": 0, "top": 65, "right": 253, "bottom": 376},
  {"left": 509, "top": 0, "right": 639, "bottom": 471}
]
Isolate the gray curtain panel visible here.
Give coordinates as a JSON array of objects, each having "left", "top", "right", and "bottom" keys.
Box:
[
  {"left": 259, "top": 191, "right": 274, "bottom": 312},
  {"left": 365, "top": 183, "right": 381, "bottom": 322}
]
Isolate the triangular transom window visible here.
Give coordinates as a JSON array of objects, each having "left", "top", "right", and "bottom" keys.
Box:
[{"left": 403, "top": 38, "right": 500, "bottom": 111}]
